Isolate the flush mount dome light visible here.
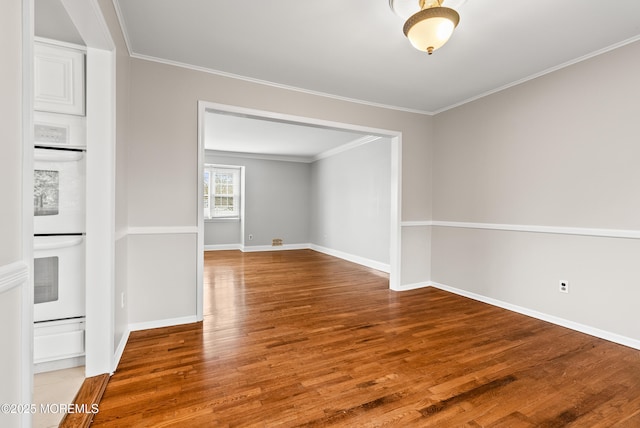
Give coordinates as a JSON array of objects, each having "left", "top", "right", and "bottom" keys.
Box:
[{"left": 390, "top": 0, "right": 460, "bottom": 55}]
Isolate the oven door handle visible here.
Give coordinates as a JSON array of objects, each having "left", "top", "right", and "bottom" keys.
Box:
[
  {"left": 34, "top": 150, "right": 84, "bottom": 163},
  {"left": 34, "top": 236, "right": 84, "bottom": 251}
]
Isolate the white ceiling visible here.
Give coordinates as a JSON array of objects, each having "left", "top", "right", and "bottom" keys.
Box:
[
  {"left": 204, "top": 112, "right": 379, "bottom": 162},
  {"left": 35, "top": 0, "right": 640, "bottom": 157},
  {"left": 113, "top": 0, "right": 640, "bottom": 114}
]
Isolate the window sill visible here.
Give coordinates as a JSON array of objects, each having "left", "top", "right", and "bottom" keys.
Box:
[{"left": 205, "top": 217, "right": 241, "bottom": 223}]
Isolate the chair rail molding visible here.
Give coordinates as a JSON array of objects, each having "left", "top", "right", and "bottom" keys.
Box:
[
  {"left": 401, "top": 220, "right": 640, "bottom": 240},
  {"left": 0, "top": 261, "right": 29, "bottom": 295}
]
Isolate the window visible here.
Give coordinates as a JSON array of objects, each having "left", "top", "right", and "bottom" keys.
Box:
[{"left": 204, "top": 165, "right": 241, "bottom": 219}]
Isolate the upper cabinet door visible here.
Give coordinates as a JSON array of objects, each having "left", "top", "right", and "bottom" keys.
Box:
[{"left": 34, "top": 43, "right": 85, "bottom": 116}]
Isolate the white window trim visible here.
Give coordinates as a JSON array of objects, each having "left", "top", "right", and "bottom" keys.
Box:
[{"left": 204, "top": 164, "right": 242, "bottom": 220}]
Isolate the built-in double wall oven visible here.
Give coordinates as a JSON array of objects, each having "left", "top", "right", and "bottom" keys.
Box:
[{"left": 33, "top": 146, "right": 86, "bottom": 323}]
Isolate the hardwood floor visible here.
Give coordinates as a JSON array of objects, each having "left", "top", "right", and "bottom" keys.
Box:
[{"left": 91, "top": 250, "right": 640, "bottom": 427}]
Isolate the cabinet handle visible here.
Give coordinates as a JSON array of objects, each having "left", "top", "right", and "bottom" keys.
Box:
[{"left": 34, "top": 150, "right": 84, "bottom": 163}]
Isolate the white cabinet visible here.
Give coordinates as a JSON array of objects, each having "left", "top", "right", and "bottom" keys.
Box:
[
  {"left": 34, "top": 318, "right": 85, "bottom": 365},
  {"left": 34, "top": 42, "right": 85, "bottom": 116}
]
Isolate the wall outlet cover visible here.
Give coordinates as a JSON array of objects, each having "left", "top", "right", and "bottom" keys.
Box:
[{"left": 559, "top": 281, "right": 569, "bottom": 293}]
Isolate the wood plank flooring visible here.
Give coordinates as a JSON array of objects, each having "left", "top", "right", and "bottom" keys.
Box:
[
  {"left": 91, "top": 249, "right": 640, "bottom": 427},
  {"left": 60, "top": 374, "right": 110, "bottom": 428}
]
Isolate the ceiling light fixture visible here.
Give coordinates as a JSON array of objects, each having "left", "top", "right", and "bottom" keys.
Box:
[{"left": 391, "top": 0, "right": 460, "bottom": 55}]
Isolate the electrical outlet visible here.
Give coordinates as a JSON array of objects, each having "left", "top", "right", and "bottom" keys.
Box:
[
  {"left": 559, "top": 280, "right": 569, "bottom": 293},
  {"left": 248, "top": 234, "right": 253, "bottom": 241},
  {"left": 121, "top": 292, "right": 125, "bottom": 308}
]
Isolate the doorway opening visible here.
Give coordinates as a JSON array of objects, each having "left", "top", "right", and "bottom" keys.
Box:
[{"left": 197, "top": 101, "right": 402, "bottom": 321}]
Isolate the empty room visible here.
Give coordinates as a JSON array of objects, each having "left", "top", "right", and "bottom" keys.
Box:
[{"left": 2, "top": 0, "right": 640, "bottom": 427}]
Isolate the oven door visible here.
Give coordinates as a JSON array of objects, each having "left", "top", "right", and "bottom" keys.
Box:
[
  {"left": 33, "top": 235, "right": 85, "bottom": 322},
  {"left": 34, "top": 148, "right": 85, "bottom": 234}
]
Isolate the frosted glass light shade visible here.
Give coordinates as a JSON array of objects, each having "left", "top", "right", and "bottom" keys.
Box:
[{"left": 403, "top": 7, "right": 460, "bottom": 54}]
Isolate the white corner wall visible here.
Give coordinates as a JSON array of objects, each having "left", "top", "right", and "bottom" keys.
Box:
[{"left": 432, "top": 40, "right": 640, "bottom": 347}]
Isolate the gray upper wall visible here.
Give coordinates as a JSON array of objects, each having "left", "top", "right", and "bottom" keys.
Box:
[
  {"left": 433, "top": 39, "right": 640, "bottom": 230},
  {"left": 126, "top": 58, "right": 433, "bottom": 229}
]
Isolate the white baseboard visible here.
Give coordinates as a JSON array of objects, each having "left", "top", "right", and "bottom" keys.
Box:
[
  {"left": 428, "top": 281, "right": 640, "bottom": 351},
  {"left": 34, "top": 356, "right": 85, "bottom": 374},
  {"left": 205, "top": 243, "right": 391, "bottom": 274},
  {"left": 205, "top": 244, "right": 242, "bottom": 251},
  {"left": 128, "top": 315, "right": 199, "bottom": 333},
  {"left": 310, "top": 245, "right": 390, "bottom": 273},
  {"left": 112, "top": 329, "right": 130, "bottom": 373},
  {"left": 242, "top": 243, "right": 311, "bottom": 253},
  {"left": 390, "top": 281, "right": 430, "bottom": 292}
]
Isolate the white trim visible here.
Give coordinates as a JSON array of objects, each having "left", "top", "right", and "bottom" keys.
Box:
[
  {"left": 312, "top": 136, "right": 382, "bottom": 162},
  {"left": 433, "top": 35, "right": 640, "bottom": 114},
  {"left": 84, "top": 46, "right": 116, "bottom": 378},
  {"left": 400, "top": 219, "right": 640, "bottom": 240},
  {"left": 127, "top": 226, "right": 199, "bottom": 235},
  {"left": 112, "top": 328, "right": 130, "bottom": 373},
  {"left": 389, "top": 134, "right": 402, "bottom": 288},
  {"left": 390, "top": 281, "right": 430, "bottom": 292},
  {"left": 428, "top": 282, "right": 640, "bottom": 351},
  {"left": 197, "top": 102, "right": 205, "bottom": 322},
  {"left": 131, "top": 53, "right": 432, "bottom": 116},
  {"left": 243, "top": 243, "right": 312, "bottom": 253},
  {"left": 129, "top": 315, "right": 199, "bottom": 333},
  {"left": 0, "top": 261, "right": 29, "bottom": 295},
  {"left": 205, "top": 244, "right": 243, "bottom": 251},
  {"left": 401, "top": 220, "right": 433, "bottom": 227},
  {"left": 33, "top": 36, "right": 87, "bottom": 52},
  {"left": 205, "top": 218, "right": 240, "bottom": 223},
  {"left": 207, "top": 136, "right": 383, "bottom": 164},
  {"left": 111, "top": 0, "right": 133, "bottom": 55},
  {"left": 206, "top": 243, "right": 392, "bottom": 274},
  {"left": 202, "top": 103, "right": 403, "bottom": 137},
  {"left": 431, "top": 220, "right": 640, "bottom": 240},
  {"left": 34, "top": 356, "right": 85, "bottom": 374},
  {"left": 310, "top": 245, "right": 391, "bottom": 273},
  {"left": 207, "top": 149, "right": 314, "bottom": 164},
  {"left": 60, "top": 0, "right": 115, "bottom": 50},
  {"left": 115, "top": 228, "right": 127, "bottom": 242}
]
